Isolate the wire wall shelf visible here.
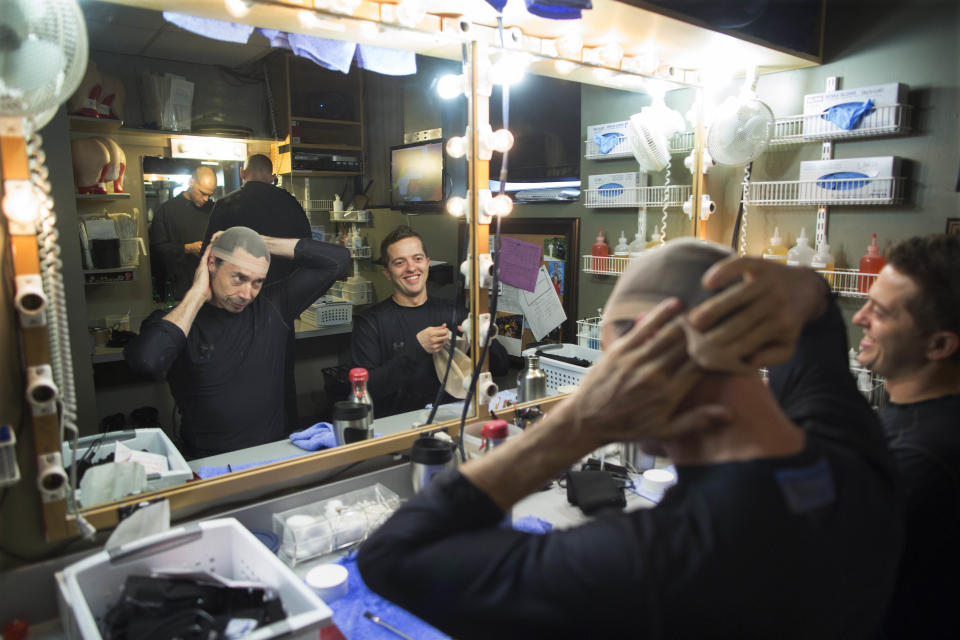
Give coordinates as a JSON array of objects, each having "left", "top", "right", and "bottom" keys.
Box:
[
  {"left": 747, "top": 177, "right": 904, "bottom": 206},
  {"left": 584, "top": 184, "right": 691, "bottom": 208},
  {"left": 576, "top": 316, "right": 603, "bottom": 349},
  {"left": 348, "top": 245, "right": 371, "bottom": 259},
  {"left": 769, "top": 104, "right": 912, "bottom": 146},
  {"left": 815, "top": 269, "right": 881, "bottom": 299},
  {"left": 581, "top": 254, "right": 632, "bottom": 275},
  {"left": 330, "top": 209, "right": 370, "bottom": 223},
  {"left": 584, "top": 131, "right": 695, "bottom": 160},
  {"left": 298, "top": 198, "right": 334, "bottom": 212}
]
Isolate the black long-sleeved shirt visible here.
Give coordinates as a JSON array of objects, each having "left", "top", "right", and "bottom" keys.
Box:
[
  {"left": 149, "top": 194, "right": 212, "bottom": 299},
  {"left": 358, "top": 303, "right": 903, "bottom": 639},
  {"left": 880, "top": 394, "right": 960, "bottom": 637},
  {"left": 351, "top": 297, "right": 465, "bottom": 417},
  {"left": 124, "top": 239, "right": 350, "bottom": 457},
  {"left": 202, "top": 181, "right": 311, "bottom": 285}
]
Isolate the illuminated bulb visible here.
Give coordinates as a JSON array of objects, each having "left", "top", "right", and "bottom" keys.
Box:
[
  {"left": 592, "top": 68, "right": 614, "bottom": 82},
  {"left": 329, "top": 0, "right": 361, "bottom": 15},
  {"left": 637, "top": 52, "right": 660, "bottom": 75},
  {"left": 224, "top": 0, "right": 254, "bottom": 17},
  {"left": 2, "top": 182, "right": 42, "bottom": 227},
  {"left": 600, "top": 42, "right": 623, "bottom": 67},
  {"left": 555, "top": 33, "right": 582, "bottom": 59},
  {"left": 436, "top": 74, "right": 466, "bottom": 99},
  {"left": 396, "top": 0, "right": 426, "bottom": 28},
  {"left": 488, "top": 128, "right": 514, "bottom": 153},
  {"left": 298, "top": 10, "right": 347, "bottom": 32},
  {"left": 485, "top": 194, "right": 513, "bottom": 217},
  {"left": 490, "top": 52, "right": 527, "bottom": 86},
  {"left": 554, "top": 60, "right": 577, "bottom": 75},
  {"left": 581, "top": 47, "right": 602, "bottom": 66},
  {"left": 360, "top": 21, "right": 379, "bottom": 39},
  {"left": 445, "top": 136, "right": 468, "bottom": 159},
  {"left": 446, "top": 196, "right": 468, "bottom": 217}
]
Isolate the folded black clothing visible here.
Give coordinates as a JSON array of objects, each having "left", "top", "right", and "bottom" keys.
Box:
[
  {"left": 536, "top": 348, "right": 592, "bottom": 369},
  {"left": 565, "top": 470, "right": 626, "bottom": 516}
]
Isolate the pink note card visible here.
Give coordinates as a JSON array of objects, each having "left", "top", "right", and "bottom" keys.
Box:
[{"left": 498, "top": 236, "right": 542, "bottom": 292}]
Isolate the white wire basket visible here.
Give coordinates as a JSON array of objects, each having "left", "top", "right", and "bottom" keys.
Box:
[
  {"left": 582, "top": 254, "right": 631, "bottom": 275},
  {"left": 769, "top": 104, "right": 912, "bottom": 145},
  {"left": 522, "top": 344, "right": 602, "bottom": 394},
  {"left": 584, "top": 184, "right": 691, "bottom": 208},
  {"left": 301, "top": 295, "right": 352, "bottom": 327},
  {"left": 297, "top": 198, "right": 334, "bottom": 212},
  {"left": 576, "top": 316, "right": 603, "bottom": 350},
  {"left": 330, "top": 209, "right": 370, "bottom": 223},
  {"left": 747, "top": 177, "right": 905, "bottom": 206},
  {"left": 584, "top": 130, "right": 694, "bottom": 159},
  {"left": 348, "top": 245, "right": 371, "bottom": 259},
  {"left": 56, "top": 518, "right": 332, "bottom": 640},
  {"left": 815, "top": 268, "right": 881, "bottom": 298}
]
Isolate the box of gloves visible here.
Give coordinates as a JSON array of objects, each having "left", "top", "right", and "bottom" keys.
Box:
[
  {"left": 802, "top": 82, "right": 908, "bottom": 136},
  {"left": 586, "top": 121, "right": 631, "bottom": 157},
  {"left": 798, "top": 156, "right": 902, "bottom": 202}
]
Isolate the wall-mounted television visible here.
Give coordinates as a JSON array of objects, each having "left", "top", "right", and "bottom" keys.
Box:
[
  {"left": 488, "top": 73, "right": 581, "bottom": 202},
  {"left": 390, "top": 140, "right": 446, "bottom": 212}
]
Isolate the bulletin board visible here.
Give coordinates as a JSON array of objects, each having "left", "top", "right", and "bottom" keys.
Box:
[{"left": 460, "top": 218, "right": 580, "bottom": 355}]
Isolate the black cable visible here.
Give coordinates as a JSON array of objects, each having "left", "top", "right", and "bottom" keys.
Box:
[{"left": 730, "top": 161, "right": 752, "bottom": 250}]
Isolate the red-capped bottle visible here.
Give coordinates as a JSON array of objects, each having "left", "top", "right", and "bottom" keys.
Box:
[
  {"left": 858, "top": 233, "right": 886, "bottom": 293},
  {"left": 479, "top": 419, "right": 509, "bottom": 453},
  {"left": 591, "top": 229, "right": 610, "bottom": 272},
  {"left": 348, "top": 367, "right": 374, "bottom": 426}
]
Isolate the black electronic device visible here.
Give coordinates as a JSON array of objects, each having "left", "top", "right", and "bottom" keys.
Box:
[{"left": 390, "top": 139, "right": 459, "bottom": 212}]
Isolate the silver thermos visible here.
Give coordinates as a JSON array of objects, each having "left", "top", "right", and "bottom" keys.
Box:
[{"left": 517, "top": 354, "right": 548, "bottom": 402}]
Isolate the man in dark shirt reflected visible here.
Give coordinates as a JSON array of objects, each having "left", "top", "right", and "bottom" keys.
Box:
[
  {"left": 853, "top": 234, "right": 960, "bottom": 637},
  {"left": 125, "top": 227, "right": 349, "bottom": 458},
  {"left": 351, "top": 225, "right": 464, "bottom": 417},
  {"left": 149, "top": 165, "right": 217, "bottom": 300}
]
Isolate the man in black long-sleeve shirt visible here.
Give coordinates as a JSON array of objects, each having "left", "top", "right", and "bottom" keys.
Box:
[
  {"left": 125, "top": 227, "right": 350, "bottom": 457},
  {"left": 852, "top": 234, "right": 960, "bottom": 637},
  {"left": 352, "top": 225, "right": 465, "bottom": 417},
  {"left": 149, "top": 166, "right": 217, "bottom": 300},
  {"left": 359, "top": 240, "right": 901, "bottom": 639}
]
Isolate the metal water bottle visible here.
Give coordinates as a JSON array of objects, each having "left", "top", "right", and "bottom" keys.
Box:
[
  {"left": 349, "top": 367, "right": 374, "bottom": 429},
  {"left": 516, "top": 354, "right": 547, "bottom": 402}
]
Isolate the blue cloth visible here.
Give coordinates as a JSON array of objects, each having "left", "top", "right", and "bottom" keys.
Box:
[
  {"left": 330, "top": 553, "right": 449, "bottom": 640},
  {"left": 511, "top": 515, "right": 553, "bottom": 534},
  {"left": 356, "top": 45, "right": 417, "bottom": 76},
  {"left": 821, "top": 99, "right": 874, "bottom": 130},
  {"left": 196, "top": 455, "right": 298, "bottom": 479},
  {"left": 162, "top": 12, "right": 253, "bottom": 44},
  {"left": 257, "top": 29, "right": 356, "bottom": 74},
  {"left": 594, "top": 131, "right": 625, "bottom": 154},
  {"left": 485, "top": 0, "right": 509, "bottom": 11},
  {"left": 525, "top": 0, "right": 592, "bottom": 20},
  {"left": 290, "top": 422, "right": 337, "bottom": 451}
]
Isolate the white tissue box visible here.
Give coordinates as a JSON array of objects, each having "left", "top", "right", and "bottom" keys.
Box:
[
  {"left": 802, "top": 82, "right": 908, "bottom": 135},
  {"left": 798, "top": 156, "right": 901, "bottom": 201}
]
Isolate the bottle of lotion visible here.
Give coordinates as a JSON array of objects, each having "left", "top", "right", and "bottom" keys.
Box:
[
  {"left": 811, "top": 240, "right": 836, "bottom": 287},
  {"left": 613, "top": 231, "right": 630, "bottom": 273},
  {"left": 762, "top": 227, "right": 788, "bottom": 264},
  {"left": 786, "top": 228, "right": 815, "bottom": 267}
]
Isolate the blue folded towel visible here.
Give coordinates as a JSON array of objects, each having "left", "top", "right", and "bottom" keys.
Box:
[
  {"left": 196, "top": 455, "right": 298, "bottom": 480},
  {"left": 290, "top": 422, "right": 337, "bottom": 451},
  {"left": 821, "top": 99, "right": 874, "bottom": 130},
  {"left": 357, "top": 44, "right": 417, "bottom": 76},
  {"left": 511, "top": 515, "right": 554, "bottom": 534},
  {"left": 162, "top": 12, "right": 253, "bottom": 44},
  {"left": 330, "top": 553, "right": 450, "bottom": 640},
  {"left": 525, "top": 0, "right": 593, "bottom": 20},
  {"left": 257, "top": 29, "right": 356, "bottom": 74}
]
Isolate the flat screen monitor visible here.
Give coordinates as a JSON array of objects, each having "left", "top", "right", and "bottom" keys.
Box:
[{"left": 390, "top": 140, "right": 444, "bottom": 211}]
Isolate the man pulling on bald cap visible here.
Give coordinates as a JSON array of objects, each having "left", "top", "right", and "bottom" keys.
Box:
[
  {"left": 358, "top": 238, "right": 902, "bottom": 638},
  {"left": 126, "top": 227, "right": 350, "bottom": 458}
]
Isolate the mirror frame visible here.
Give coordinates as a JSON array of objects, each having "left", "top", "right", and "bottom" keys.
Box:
[{"left": 34, "top": 0, "right": 815, "bottom": 540}]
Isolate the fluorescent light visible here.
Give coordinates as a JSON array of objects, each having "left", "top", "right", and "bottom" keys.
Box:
[{"left": 170, "top": 136, "right": 248, "bottom": 161}]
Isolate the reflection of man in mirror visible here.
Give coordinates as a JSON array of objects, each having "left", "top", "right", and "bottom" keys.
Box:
[
  {"left": 149, "top": 165, "right": 217, "bottom": 300},
  {"left": 352, "top": 225, "right": 466, "bottom": 417},
  {"left": 202, "top": 153, "right": 312, "bottom": 430},
  {"left": 126, "top": 227, "right": 350, "bottom": 458}
]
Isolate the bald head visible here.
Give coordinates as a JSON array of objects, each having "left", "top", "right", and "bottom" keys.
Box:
[
  {"left": 242, "top": 154, "right": 274, "bottom": 184},
  {"left": 185, "top": 165, "right": 217, "bottom": 208}
]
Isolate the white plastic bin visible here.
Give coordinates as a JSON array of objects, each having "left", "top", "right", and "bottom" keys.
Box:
[
  {"left": 522, "top": 344, "right": 603, "bottom": 394},
  {"left": 56, "top": 518, "right": 332, "bottom": 640},
  {"left": 62, "top": 428, "right": 192, "bottom": 498}
]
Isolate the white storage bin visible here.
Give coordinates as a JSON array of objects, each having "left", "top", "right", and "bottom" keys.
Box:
[
  {"left": 62, "top": 428, "right": 192, "bottom": 500},
  {"left": 55, "top": 518, "right": 332, "bottom": 640},
  {"left": 522, "top": 343, "right": 603, "bottom": 394},
  {"left": 301, "top": 296, "right": 352, "bottom": 327}
]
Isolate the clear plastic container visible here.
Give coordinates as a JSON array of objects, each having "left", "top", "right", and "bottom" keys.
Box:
[{"left": 272, "top": 484, "right": 400, "bottom": 567}]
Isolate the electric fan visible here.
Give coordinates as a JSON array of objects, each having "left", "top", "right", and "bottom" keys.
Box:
[
  {"left": 706, "top": 74, "right": 774, "bottom": 166},
  {"left": 627, "top": 96, "right": 686, "bottom": 172},
  {"left": 1, "top": 0, "right": 91, "bottom": 536}
]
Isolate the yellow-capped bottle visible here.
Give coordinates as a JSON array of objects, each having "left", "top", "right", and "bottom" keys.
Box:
[
  {"left": 645, "top": 232, "right": 663, "bottom": 249},
  {"left": 762, "top": 227, "right": 788, "bottom": 264}
]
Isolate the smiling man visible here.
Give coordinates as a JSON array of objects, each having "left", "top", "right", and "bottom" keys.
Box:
[
  {"left": 852, "top": 234, "right": 960, "bottom": 637},
  {"left": 351, "top": 225, "right": 465, "bottom": 417},
  {"left": 126, "top": 226, "right": 350, "bottom": 457}
]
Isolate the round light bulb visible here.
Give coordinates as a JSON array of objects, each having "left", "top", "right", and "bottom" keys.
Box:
[
  {"left": 446, "top": 197, "right": 468, "bottom": 217},
  {"left": 2, "top": 185, "right": 42, "bottom": 226},
  {"left": 490, "top": 53, "right": 526, "bottom": 86},
  {"left": 554, "top": 60, "right": 578, "bottom": 75},
  {"left": 489, "top": 129, "right": 514, "bottom": 153},
  {"left": 330, "top": 0, "right": 361, "bottom": 15},
  {"left": 485, "top": 194, "right": 513, "bottom": 217},
  {"left": 224, "top": 0, "right": 254, "bottom": 18},
  {"left": 445, "top": 136, "right": 468, "bottom": 159},
  {"left": 555, "top": 33, "right": 583, "bottom": 59},
  {"left": 601, "top": 42, "right": 623, "bottom": 67},
  {"left": 637, "top": 52, "right": 660, "bottom": 75},
  {"left": 437, "top": 74, "right": 465, "bottom": 99},
  {"left": 396, "top": 0, "right": 426, "bottom": 28}
]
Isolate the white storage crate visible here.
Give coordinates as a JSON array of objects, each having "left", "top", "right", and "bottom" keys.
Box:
[
  {"left": 62, "top": 428, "right": 192, "bottom": 501},
  {"left": 55, "top": 518, "right": 333, "bottom": 640},
  {"left": 301, "top": 295, "right": 352, "bottom": 327},
  {"left": 576, "top": 316, "right": 603, "bottom": 350},
  {"left": 522, "top": 343, "right": 603, "bottom": 394}
]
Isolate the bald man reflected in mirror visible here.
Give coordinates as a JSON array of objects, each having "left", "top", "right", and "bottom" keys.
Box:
[{"left": 149, "top": 165, "right": 217, "bottom": 300}]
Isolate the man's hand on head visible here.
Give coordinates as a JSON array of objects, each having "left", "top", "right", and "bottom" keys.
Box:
[
  {"left": 417, "top": 324, "right": 451, "bottom": 354},
  {"left": 185, "top": 241, "right": 203, "bottom": 256},
  {"left": 188, "top": 243, "right": 214, "bottom": 303},
  {"left": 687, "top": 256, "right": 831, "bottom": 368}
]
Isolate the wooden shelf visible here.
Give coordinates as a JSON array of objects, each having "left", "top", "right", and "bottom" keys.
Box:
[
  {"left": 76, "top": 193, "right": 131, "bottom": 201},
  {"left": 292, "top": 116, "right": 361, "bottom": 126},
  {"left": 286, "top": 143, "right": 362, "bottom": 151},
  {"left": 69, "top": 115, "right": 123, "bottom": 133}
]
